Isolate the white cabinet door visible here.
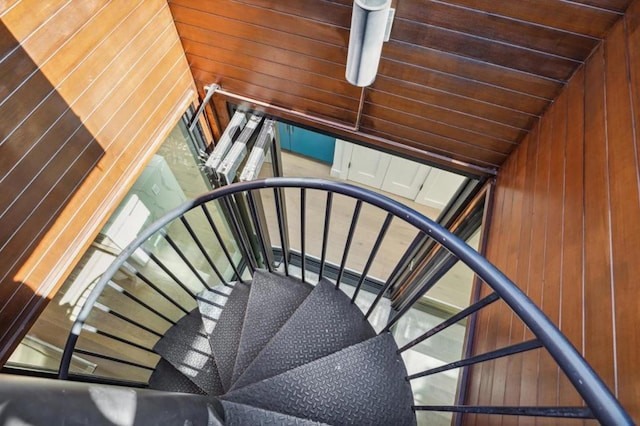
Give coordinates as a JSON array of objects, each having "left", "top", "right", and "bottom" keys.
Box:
[
  {"left": 381, "top": 156, "right": 432, "bottom": 199},
  {"left": 415, "top": 168, "right": 466, "bottom": 209},
  {"left": 346, "top": 144, "right": 391, "bottom": 189}
]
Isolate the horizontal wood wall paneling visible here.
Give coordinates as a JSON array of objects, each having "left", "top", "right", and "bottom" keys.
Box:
[
  {"left": 366, "top": 90, "right": 527, "bottom": 142},
  {"left": 0, "top": 0, "right": 195, "bottom": 362},
  {"left": 7, "top": 0, "right": 109, "bottom": 68},
  {"left": 0, "top": 37, "right": 187, "bottom": 293},
  {"left": 359, "top": 114, "right": 508, "bottom": 164},
  {"left": 1, "top": 70, "right": 195, "bottom": 344},
  {"left": 0, "top": 0, "right": 111, "bottom": 110},
  {"left": 32, "top": 0, "right": 148, "bottom": 92},
  {"left": 0, "top": 0, "right": 20, "bottom": 15},
  {"left": 362, "top": 103, "right": 516, "bottom": 153},
  {"left": 0, "top": 0, "right": 69, "bottom": 44},
  {"left": 396, "top": 0, "right": 598, "bottom": 60},
  {"left": 607, "top": 15, "right": 640, "bottom": 415},
  {"left": 358, "top": 118, "right": 503, "bottom": 167},
  {"left": 0, "top": 106, "right": 93, "bottom": 218},
  {"left": 372, "top": 75, "right": 537, "bottom": 129},
  {"left": 209, "top": 91, "right": 496, "bottom": 176},
  {"left": 382, "top": 42, "right": 563, "bottom": 101},
  {"left": 175, "top": 24, "right": 349, "bottom": 82},
  {"left": 0, "top": 22, "right": 178, "bottom": 245},
  {"left": 582, "top": 43, "right": 616, "bottom": 392},
  {"left": 378, "top": 56, "right": 550, "bottom": 114},
  {"left": 442, "top": 0, "right": 623, "bottom": 37},
  {"left": 67, "top": 12, "right": 174, "bottom": 136},
  {"left": 187, "top": 56, "right": 357, "bottom": 110},
  {"left": 170, "top": 0, "right": 348, "bottom": 47},
  {"left": 170, "top": 5, "right": 348, "bottom": 64},
  {"left": 391, "top": 19, "right": 580, "bottom": 81},
  {"left": 229, "top": 0, "right": 351, "bottom": 27},
  {"left": 182, "top": 40, "right": 358, "bottom": 98},
  {"left": 194, "top": 76, "right": 357, "bottom": 125},
  {"left": 23, "top": 72, "right": 195, "bottom": 291},
  {"left": 571, "top": 0, "right": 630, "bottom": 12},
  {"left": 170, "top": 0, "right": 630, "bottom": 170},
  {"left": 0, "top": 70, "right": 69, "bottom": 152},
  {"left": 0, "top": 1, "right": 163, "bottom": 184}
]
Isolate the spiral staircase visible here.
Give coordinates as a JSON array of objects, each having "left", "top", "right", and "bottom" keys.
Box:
[
  {"left": 0, "top": 178, "right": 632, "bottom": 425},
  {"left": 148, "top": 269, "right": 414, "bottom": 425}
]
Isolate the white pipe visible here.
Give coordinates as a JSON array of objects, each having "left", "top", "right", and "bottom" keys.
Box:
[{"left": 346, "top": 0, "right": 392, "bottom": 87}]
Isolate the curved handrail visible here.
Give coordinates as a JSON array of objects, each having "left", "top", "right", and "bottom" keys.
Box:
[{"left": 59, "top": 177, "right": 632, "bottom": 425}]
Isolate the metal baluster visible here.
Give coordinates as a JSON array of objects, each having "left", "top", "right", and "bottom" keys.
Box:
[
  {"left": 364, "top": 233, "right": 426, "bottom": 320},
  {"left": 407, "top": 339, "right": 542, "bottom": 380},
  {"left": 201, "top": 204, "right": 244, "bottom": 283},
  {"left": 319, "top": 192, "right": 333, "bottom": 279},
  {"left": 82, "top": 325, "right": 156, "bottom": 353},
  {"left": 73, "top": 349, "right": 155, "bottom": 371},
  {"left": 247, "top": 191, "right": 273, "bottom": 272},
  {"left": 413, "top": 406, "right": 594, "bottom": 419},
  {"left": 93, "top": 302, "right": 162, "bottom": 338},
  {"left": 398, "top": 293, "right": 499, "bottom": 353},
  {"left": 131, "top": 269, "right": 190, "bottom": 314},
  {"left": 107, "top": 281, "right": 176, "bottom": 325},
  {"left": 300, "top": 188, "right": 306, "bottom": 283},
  {"left": 147, "top": 252, "right": 196, "bottom": 299},
  {"left": 221, "top": 196, "right": 257, "bottom": 273},
  {"left": 382, "top": 252, "right": 459, "bottom": 333},
  {"left": 179, "top": 216, "right": 228, "bottom": 286},
  {"left": 273, "top": 188, "right": 289, "bottom": 276},
  {"left": 335, "top": 200, "right": 363, "bottom": 290},
  {"left": 351, "top": 213, "right": 393, "bottom": 303},
  {"left": 161, "top": 231, "right": 212, "bottom": 291}
]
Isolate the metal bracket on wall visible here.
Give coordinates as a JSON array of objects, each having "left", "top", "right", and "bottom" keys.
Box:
[{"left": 188, "top": 84, "right": 220, "bottom": 132}]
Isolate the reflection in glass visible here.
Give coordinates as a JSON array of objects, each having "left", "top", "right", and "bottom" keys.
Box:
[{"left": 6, "top": 116, "right": 239, "bottom": 378}]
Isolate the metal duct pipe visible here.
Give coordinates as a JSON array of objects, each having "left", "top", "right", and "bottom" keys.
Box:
[{"left": 346, "top": 0, "right": 392, "bottom": 87}]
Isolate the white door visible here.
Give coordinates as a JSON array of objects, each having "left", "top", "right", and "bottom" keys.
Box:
[
  {"left": 415, "top": 168, "right": 466, "bottom": 209},
  {"left": 381, "top": 157, "right": 432, "bottom": 199},
  {"left": 347, "top": 144, "right": 392, "bottom": 189}
]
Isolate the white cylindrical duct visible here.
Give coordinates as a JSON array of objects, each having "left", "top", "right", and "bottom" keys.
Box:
[{"left": 345, "top": 0, "right": 392, "bottom": 87}]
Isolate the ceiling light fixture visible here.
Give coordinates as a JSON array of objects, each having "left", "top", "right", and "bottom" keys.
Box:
[{"left": 345, "top": 0, "right": 395, "bottom": 87}]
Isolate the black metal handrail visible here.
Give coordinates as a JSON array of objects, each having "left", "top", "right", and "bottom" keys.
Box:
[{"left": 58, "top": 178, "right": 632, "bottom": 425}]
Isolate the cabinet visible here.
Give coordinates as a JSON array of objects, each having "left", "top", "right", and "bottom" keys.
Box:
[
  {"left": 277, "top": 123, "right": 336, "bottom": 164},
  {"left": 332, "top": 140, "right": 465, "bottom": 210}
]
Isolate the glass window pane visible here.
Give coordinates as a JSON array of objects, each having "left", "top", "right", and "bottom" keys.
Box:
[{"left": 6, "top": 115, "right": 239, "bottom": 375}]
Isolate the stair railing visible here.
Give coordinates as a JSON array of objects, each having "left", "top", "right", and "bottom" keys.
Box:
[{"left": 59, "top": 177, "right": 632, "bottom": 425}]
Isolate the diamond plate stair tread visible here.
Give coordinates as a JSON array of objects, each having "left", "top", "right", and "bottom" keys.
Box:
[
  {"left": 197, "top": 285, "right": 233, "bottom": 335},
  {"left": 148, "top": 358, "right": 206, "bottom": 395},
  {"left": 231, "top": 277, "right": 376, "bottom": 390},
  {"left": 231, "top": 270, "right": 313, "bottom": 384},
  {"left": 208, "top": 280, "right": 251, "bottom": 391},
  {"left": 224, "top": 333, "right": 416, "bottom": 426},
  {"left": 221, "top": 401, "right": 328, "bottom": 426},
  {"left": 153, "top": 309, "right": 223, "bottom": 396}
]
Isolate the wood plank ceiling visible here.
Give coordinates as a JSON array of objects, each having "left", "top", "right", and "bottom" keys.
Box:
[{"left": 168, "top": 0, "right": 632, "bottom": 174}]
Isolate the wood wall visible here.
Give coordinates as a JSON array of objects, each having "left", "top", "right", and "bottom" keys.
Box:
[
  {"left": 465, "top": 3, "right": 640, "bottom": 423},
  {"left": 0, "top": 0, "right": 196, "bottom": 362},
  {"left": 169, "top": 0, "right": 631, "bottom": 175}
]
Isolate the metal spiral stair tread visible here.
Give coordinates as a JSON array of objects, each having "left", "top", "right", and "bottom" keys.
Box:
[{"left": 148, "top": 269, "right": 417, "bottom": 425}]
